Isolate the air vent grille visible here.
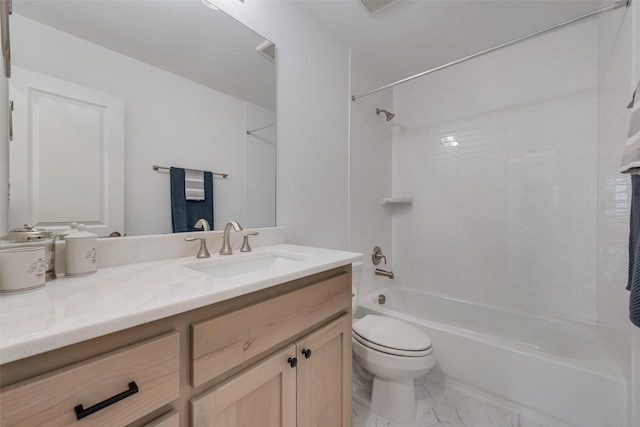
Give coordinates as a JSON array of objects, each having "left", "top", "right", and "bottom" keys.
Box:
[
  {"left": 358, "top": 0, "right": 399, "bottom": 15},
  {"left": 256, "top": 40, "right": 276, "bottom": 63}
]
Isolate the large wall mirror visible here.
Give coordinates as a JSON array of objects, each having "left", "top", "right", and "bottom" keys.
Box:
[{"left": 6, "top": 0, "right": 276, "bottom": 236}]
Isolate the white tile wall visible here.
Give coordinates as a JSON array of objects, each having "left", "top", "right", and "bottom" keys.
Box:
[
  {"left": 597, "top": 0, "right": 634, "bottom": 333},
  {"left": 391, "top": 21, "right": 599, "bottom": 323}
]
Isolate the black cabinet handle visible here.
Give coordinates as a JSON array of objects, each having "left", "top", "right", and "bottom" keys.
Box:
[
  {"left": 301, "top": 348, "right": 312, "bottom": 359},
  {"left": 288, "top": 357, "right": 298, "bottom": 368},
  {"left": 74, "top": 381, "right": 138, "bottom": 420}
]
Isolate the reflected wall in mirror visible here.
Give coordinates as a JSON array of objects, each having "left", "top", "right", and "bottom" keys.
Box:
[{"left": 7, "top": 0, "right": 276, "bottom": 236}]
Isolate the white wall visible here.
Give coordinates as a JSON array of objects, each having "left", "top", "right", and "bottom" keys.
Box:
[
  {"left": 245, "top": 102, "right": 276, "bottom": 228},
  {"left": 391, "top": 21, "right": 599, "bottom": 322},
  {"left": 631, "top": 3, "right": 639, "bottom": 426},
  {"left": 349, "top": 55, "right": 393, "bottom": 298},
  {"left": 10, "top": 15, "right": 274, "bottom": 235},
  {"left": 1, "top": 72, "right": 7, "bottom": 235},
  {"left": 217, "top": 0, "right": 351, "bottom": 250}
]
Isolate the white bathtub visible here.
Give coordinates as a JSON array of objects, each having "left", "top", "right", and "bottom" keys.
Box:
[{"left": 355, "top": 287, "right": 626, "bottom": 427}]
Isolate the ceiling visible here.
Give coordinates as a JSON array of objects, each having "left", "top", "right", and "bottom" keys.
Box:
[
  {"left": 12, "top": 0, "right": 277, "bottom": 110},
  {"left": 13, "top": 0, "right": 609, "bottom": 106},
  {"left": 296, "top": 0, "right": 604, "bottom": 92}
]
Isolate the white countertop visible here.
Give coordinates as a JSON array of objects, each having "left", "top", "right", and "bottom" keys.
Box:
[{"left": 0, "top": 244, "right": 362, "bottom": 364}]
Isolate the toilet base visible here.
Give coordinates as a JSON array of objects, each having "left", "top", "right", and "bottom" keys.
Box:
[{"left": 370, "top": 377, "right": 417, "bottom": 422}]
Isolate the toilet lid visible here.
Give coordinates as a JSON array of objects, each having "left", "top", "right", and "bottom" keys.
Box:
[
  {"left": 352, "top": 315, "right": 432, "bottom": 352},
  {"left": 352, "top": 332, "right": 433, "bottom": 357}
]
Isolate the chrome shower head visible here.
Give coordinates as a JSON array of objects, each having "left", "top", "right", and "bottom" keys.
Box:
[{"left": 376, "top": 108, "right": 395, "bottom": 121}]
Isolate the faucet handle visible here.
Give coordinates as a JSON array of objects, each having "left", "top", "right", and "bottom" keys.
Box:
[
  {"left": 185, "top": 237, "right": 211, "bottom": 258},
  {"left": 241, "top": 232, "right": 259, "bottom": 253},
  {"left": 372, "top": 246, "right": 387, "bottom": 265}
]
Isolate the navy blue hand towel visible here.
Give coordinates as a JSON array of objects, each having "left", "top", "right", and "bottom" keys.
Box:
[
  {"left": 627, "top": 174, "right": 640, "bottom": 327},
  {"left": 170, "top": 167, "right": 214, "bottom": 233}
]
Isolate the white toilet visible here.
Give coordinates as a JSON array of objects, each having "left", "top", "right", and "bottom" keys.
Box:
[{"left": 351, "top": 262, "right": 436, "bottom": 422}]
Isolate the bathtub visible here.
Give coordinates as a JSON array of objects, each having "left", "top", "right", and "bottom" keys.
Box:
[{"left": 355, "top": 287, "right": 626, "bottom": 427}]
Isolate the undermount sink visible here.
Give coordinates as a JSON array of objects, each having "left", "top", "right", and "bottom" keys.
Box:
[{"left": 185, "top": 251, "right": 309, "bottom": 278}]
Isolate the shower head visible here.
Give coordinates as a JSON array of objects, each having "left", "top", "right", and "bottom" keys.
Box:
[{"left": 376, "top": 108, "right": 395, "bottom": 121}]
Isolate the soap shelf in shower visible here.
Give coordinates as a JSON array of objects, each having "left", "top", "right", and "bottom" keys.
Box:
[{"left": 380, "top": 197, "right": 413, "bottom": 205}]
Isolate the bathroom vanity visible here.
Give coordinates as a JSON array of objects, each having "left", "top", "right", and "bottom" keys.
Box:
[{"left": 0, "top": 243, "right": 359, "bottom": 427}]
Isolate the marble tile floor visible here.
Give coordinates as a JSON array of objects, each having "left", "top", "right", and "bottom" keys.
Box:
[{"left": 352, "top": 375, "right": 551, "bottom": 427}]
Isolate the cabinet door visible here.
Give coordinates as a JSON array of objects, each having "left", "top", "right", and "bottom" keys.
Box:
[
  {"left": 191, "top": 344, "right": 297, "bottom": 427},
  {"left": 296, "top": 314, "right": 352, "bottom": 427}
]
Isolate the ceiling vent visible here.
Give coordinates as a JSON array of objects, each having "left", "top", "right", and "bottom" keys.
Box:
[
  {"left": 357, "top": 0, "right": 399, "bottom": 15},
  {"left": 256, "top": 40, "right": 276, "bottom": 63}
]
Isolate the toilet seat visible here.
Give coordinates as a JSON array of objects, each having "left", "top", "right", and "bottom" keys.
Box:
[{"left": 352, "top": 315, "right": 432, "bottom": 357}]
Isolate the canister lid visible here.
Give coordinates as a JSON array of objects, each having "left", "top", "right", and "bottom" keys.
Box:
[
  {"left": 58, "top": 223, "right": 79, "bottom": 240},
  {"left": 65, "top": 224, "right": 97, "bottom": 240},
  {"left": 1, "top": 224, "right": 54, "bottom": 241}
]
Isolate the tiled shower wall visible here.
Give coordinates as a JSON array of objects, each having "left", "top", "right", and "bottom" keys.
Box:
[
  {"left": 597, "top": 0, "right": 636, "bottom": 332},
  {"left": 391, "top": 21, "right": 599, "bottom": 322}
]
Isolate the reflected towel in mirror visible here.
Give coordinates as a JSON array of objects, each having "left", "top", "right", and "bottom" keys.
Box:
[
  {"left": 170, "top": 168, "right": 214, "bottom": 233},
  {"left": 185, "top": 169, "right": 205, "bottom": 201}
]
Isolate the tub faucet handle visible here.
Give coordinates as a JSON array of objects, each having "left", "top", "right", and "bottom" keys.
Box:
[{"left": 372, "top": 246, "right": 387, "bottom": 265}]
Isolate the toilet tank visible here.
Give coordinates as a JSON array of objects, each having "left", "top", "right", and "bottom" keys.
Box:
[{"left": 352, "top": 261, "right": 363, "bottom": 311}]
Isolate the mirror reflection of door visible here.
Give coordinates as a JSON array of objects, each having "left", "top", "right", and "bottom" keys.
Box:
[
  {"left": 6, "top": 2, "right": 277, "bottom": 236},
  {"left": 9, "top": 66, "right": 124, "bottom": 236}
]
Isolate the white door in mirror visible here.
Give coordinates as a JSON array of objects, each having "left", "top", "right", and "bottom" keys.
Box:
[
  {"left": 9, "top": 66, "right": 125, "bottom": 237},
  {"left": 65, "top": 224, "right": 98, "bottom": 277}
]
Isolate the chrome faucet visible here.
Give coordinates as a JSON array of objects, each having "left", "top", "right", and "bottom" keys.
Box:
[
  {"left": 220, "top": 221, "right": 243, "bottom": 255},
  {"left": 184, "top": 219, "right": 211, "bottom": 258}
]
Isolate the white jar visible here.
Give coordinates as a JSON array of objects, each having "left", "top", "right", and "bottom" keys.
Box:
[
  {"left": 65, "top": 224, "right": 98, "bottom": 277},
  {"left": 0, "top": 247, "right": 46, "bottom": 293}
]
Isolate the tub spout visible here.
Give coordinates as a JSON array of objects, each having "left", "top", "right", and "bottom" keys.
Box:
[{"left": 375, "top": 268, "right": 394, "bottom": 279}]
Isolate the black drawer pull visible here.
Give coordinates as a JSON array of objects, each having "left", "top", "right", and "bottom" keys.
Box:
[
  {"left": 301, "top": 348, "right": 312, "bottom": 359},
  {"left": 74, "top": 381, "right": 138, "bottom": 420}
]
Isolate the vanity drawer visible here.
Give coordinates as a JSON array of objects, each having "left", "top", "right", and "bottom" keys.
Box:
[
  {"left": 144, "top": 410, "right": 180, "bottom": 427},
  {"left": 191, "top": 272, "right": 350, "bottom": 387},
  {"left": 0, "top": 332, "right": 180, "bottom": 427}
]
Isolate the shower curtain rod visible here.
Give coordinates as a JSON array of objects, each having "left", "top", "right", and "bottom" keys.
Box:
[
  {"left": 246, "top": 124, "right": 275, "bottom": 135},
  {"left": 351, "top": 0, "right": 631, "bottom": 101}
]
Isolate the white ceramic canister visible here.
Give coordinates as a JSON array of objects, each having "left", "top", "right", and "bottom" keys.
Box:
[
  {"left": 65, "top": 224, "right": 98, "bottom": 277},
  {"left": 0, "top": 246, "right": 47, "bottom": 294},
  {"left": 1, "top": 224, "right": 56, "bottom": 281}
]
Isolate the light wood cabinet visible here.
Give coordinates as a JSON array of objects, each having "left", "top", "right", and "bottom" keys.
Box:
[
  {"left": 144, "top": 411, "right": 180, "bottom": 427},
  {"left": 191, "top": 314, "right": 352, "bottom": 427},
  {"left": 0, "top": 265, "right": 352, "bottom": 427},
  {"left": 191, "top": 345, "right": 297, "bottom": 427},
  {"left": 191, "top": 272, "right": 349, "bottom": 387},
  {"left": 0, "top": 332, "right": 180, "bottom": 427},
  {"left": 296, "top": 314, "right": 352, "bottom": 427}
]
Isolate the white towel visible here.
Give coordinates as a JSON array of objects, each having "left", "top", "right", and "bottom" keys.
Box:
[
  {"left": 620, "top": 80, "right": 640, "bottom": 174},
  {"left": 184, "top": 168, "right": 205, "bottom": 201}
]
